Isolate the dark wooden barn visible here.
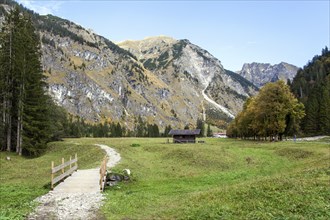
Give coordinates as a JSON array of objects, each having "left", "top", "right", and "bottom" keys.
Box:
[{"left": 168, "top": 129, "right": 201, "bottom": 143}]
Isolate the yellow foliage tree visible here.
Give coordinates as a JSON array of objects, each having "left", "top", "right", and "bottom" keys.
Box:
[{"left": 227, "top": 80, "right": 305, "bottom": 140}]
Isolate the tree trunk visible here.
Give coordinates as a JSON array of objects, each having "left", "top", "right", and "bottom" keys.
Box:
[
  {"left": 18, "top": 118, "right": 23, "bottom": 156},
  {"left": 2, "top": 98, "right": 6, "bottom": 151},
  {"left": 6, "top": 102, "right": 11, "bottom": 152},
  {"left": 16, "top": 99, "right": 23, "bottom": 155},
  {"left": 16, "top": 53, "right": 25, "bottom": 155},
  {"left": 6, "top": 23, "right": 13, "bottom": 152},
  {"left": 16, "top": 111, "right": 20, "bottom": 154}
]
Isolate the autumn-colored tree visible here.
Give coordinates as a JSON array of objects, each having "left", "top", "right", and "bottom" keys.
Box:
[{"left": 227, "top": 80, "right": 305, "bottom": 140}]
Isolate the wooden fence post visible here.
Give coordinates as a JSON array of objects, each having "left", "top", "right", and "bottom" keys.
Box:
[
  {"left": 61, "top": 158, "right": 64, "bottom": 175},
  {"left": 99, "top": 156, "right": 109, "bottom": 191},
  {"left": 51, "top": 161, "right": 54, "bottom": 190},
  {"left": 75, "top": 153, "right": 78, "bottom": 170},
  {"left": 50, "top": 154, "right": 79, "bottom": 190}
]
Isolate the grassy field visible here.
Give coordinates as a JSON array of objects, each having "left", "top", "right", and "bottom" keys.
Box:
[
  {"left": 0, "top": 137, "right": 329, "bottom": 219},
  {"left": 98, "top": 137, "right": 330, "bottom": 220}
]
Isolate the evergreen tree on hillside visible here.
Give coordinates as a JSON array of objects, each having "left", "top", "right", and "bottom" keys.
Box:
[
  {"left": 164, "top": 125, "right": 172, "bottom": 137},
  {"left": 196, "top": 118, "right": 205, "bottom": 137},
  {"left": 319, "top": 76, "right": 330, "bottom": 134},
  {"left": 135, "top": 115, "right": 146, "bottom": 137},
  {"left": 290, "top": 47, "right": 330, "bottom": 135}
]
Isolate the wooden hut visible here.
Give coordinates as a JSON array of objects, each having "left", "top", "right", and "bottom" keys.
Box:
[{"left": 168, "top": 129, "right": 201, "bottom": 143}]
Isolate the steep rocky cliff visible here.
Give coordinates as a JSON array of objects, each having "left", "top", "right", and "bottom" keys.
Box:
[
  {"left": 0, "top": 2, "right": 258, "bottom": 129},
  {"left": 238, "top": 62, "right": 299, "bottom": 88},
  {"left": 118, "top": 37, "right": 258, "bottom": 120}
]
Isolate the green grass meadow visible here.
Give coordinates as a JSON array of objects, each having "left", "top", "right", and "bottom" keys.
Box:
[{"left": 0, "top": 137, "right": 329, "bottom": 219}]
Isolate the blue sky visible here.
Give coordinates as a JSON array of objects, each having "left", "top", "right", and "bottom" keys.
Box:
[{"left": 17, "top": 0, "right": 329, "bottom": 71}]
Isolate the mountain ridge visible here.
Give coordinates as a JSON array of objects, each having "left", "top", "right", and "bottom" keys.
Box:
[
  {"left": 237, "top": 62, "right": 299, "bottom": 88},
  {"left": 0, "top": 1, "right": 260, "bottom": 130}
]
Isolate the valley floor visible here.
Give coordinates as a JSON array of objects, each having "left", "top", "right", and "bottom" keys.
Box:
[{"left": 0, "top": 137, "right": 329, "bottom": 219}]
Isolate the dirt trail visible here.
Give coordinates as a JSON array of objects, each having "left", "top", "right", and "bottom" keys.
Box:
[{"left": 27, "top": 144, "right": 120, "bottom": 220}]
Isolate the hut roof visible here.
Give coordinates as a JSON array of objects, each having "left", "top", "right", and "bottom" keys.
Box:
[{"left": 168, "top": 129, "right": 201, "bottom": 135}]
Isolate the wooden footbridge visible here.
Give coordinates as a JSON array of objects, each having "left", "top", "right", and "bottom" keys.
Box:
[{"left": 51, "top": 154, "right": 109, "bottom": 193}]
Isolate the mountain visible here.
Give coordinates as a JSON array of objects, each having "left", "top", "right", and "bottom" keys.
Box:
[
  {"left": 0, "top": 1, "right": 258, "bottom": 130},
  {"left": 118, "top": 37, "right": 258, "bottom": 123},
  {"left": 238, "top": 62, "right": 299, "bottom": 88}
]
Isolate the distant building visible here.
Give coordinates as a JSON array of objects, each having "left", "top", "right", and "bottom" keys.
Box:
[
  {"left": 213, "top": 132, "right": 227, "bottom": 138},
  {"left": 168, "top": 129, "right": 201, "bottom": 143}
]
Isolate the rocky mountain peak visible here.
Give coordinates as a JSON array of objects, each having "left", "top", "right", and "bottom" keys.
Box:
[{"left": 238, "top": 62, "right": 299, "bottom": 88}]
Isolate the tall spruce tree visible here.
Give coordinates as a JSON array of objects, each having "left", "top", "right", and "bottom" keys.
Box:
[
  {"left": 164, "top": 125, "right": 172, "bottom": 137},
  {"left": 196, "top": 118, "right": 205, "bottom": 137}
]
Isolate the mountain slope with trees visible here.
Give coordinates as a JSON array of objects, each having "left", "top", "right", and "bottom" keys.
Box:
[
  {"left": 0, "top": 0, "right": 259, "bottom": 133},
  {"left": 290, "top": 47, "right": 330, "bottom": 135}
]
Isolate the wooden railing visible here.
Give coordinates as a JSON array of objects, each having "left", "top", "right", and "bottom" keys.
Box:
[
  {"left": 99, "top": 156, "right": 108, "bottom": 191},
  {"left": 51, "top": 154, "right": 78, "bottom": 190}
]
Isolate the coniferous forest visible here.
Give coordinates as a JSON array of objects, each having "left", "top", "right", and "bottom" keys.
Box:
[
  {"left": 0, "top": 7, "right": 55, "bottom": 155},
  {"left": 290, "top": 47, "right": 330, "bottom": 136}
]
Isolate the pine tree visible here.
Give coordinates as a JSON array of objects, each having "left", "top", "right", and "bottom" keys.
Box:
[
  {"left": 319, "top": 76, "right": 330, "bottom": 134},
  {"left": 196, "top": 118, "right": 205, "bottom": 137},
  {"left": 135, "top": 115, "right": 146, "bottom": 137},
  {"left": 47, "top": 101, "right": 68, "bottom": 141},
  {"left": 303, "top": 89, "right": 320, "bottom": 134},
  {"left": 164, "top": 125, "right": 172, "bottom": 137},
  {"left": 116, "top": 122, "right": 122, "bottom": 137},
  {"left": 153, "top": 124, "right": 160, "bottom": 137},
  {"left": 21, "top": 14, "right": 52, "bottom": 154}
]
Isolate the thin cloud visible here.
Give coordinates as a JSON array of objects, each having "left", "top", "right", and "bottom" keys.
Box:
[
  {"left": 247, "top": 41, "right": 257, "bottom": 45},
  {"left": 17, "top": 0, "right": 63, "bottom": 15}
]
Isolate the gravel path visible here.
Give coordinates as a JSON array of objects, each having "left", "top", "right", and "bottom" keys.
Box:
[
  {"left": 286, "top": 135, "right": 329, "bottom": 142},
  {"left": 297, "top": 136, "right": 329, "bottom": 141},
  {"left": 27, "top": 144, "right": 120, "bottom": 220}
]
